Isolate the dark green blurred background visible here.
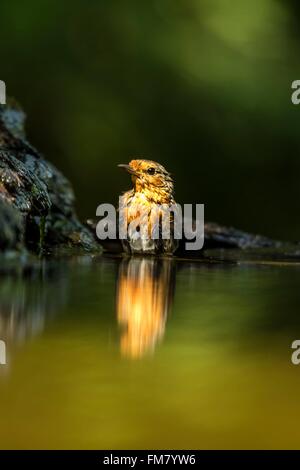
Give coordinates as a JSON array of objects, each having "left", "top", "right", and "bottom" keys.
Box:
[{"left": 1, "top": 0, "right": 300, "bottom": 240}]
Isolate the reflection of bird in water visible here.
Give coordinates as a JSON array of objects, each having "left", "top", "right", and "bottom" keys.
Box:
[
  {"left": 118, "top": 159, "right": 179, "bottom": 255},
  {"left": 116, "top": 257, "right": 176, "bottom": 359}
]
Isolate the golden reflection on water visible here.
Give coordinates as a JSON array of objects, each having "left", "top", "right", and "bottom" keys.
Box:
[{"left": 116, "top": 258, "right": 175, "bottom": 359}]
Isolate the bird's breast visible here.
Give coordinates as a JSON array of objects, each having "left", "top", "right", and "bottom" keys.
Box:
[{"left": 119, "top": 191, "right": 177, "bottom": 254}]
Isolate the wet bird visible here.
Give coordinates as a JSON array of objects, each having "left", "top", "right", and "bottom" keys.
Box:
[
  {"left": 87, "top": 160, "right": 271, "bottom": 255},
  {"left": 118, "top": 159, "right": 179, "bottom": 255}
]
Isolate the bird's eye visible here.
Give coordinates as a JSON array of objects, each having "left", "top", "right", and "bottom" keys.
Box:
[{"left": 147, "top": 167, "right": 156, "bottom": 175}]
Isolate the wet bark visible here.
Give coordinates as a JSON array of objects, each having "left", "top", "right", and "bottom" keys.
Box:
[{"left": 0, "top": 100, "right": 100, "bottom": 256}]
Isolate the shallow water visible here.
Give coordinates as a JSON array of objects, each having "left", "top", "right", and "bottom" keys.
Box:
[{"left": 0, "top": 253, "right": 300, "bottom": 449}]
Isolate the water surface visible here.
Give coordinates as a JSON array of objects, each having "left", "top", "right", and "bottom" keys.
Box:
[{"left": 0, "top": 254, "right": 300, "bottom": 449}]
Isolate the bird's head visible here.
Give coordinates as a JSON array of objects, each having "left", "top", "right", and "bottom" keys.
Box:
[{"left": 118, "top": 159, "right": 174, "bottom": 203}]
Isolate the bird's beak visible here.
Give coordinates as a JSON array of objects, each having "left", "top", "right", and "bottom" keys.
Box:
[{"left": 118, "top": 164, "right": 138, "bottom": 176}]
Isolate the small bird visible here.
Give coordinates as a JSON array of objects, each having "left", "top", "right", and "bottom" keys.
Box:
[
  {"left": 118, "top": 159, "right": 179, "bottom": 255},
  {"left": 87, "top": 160, "right": 272, "bottom": 255}
]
